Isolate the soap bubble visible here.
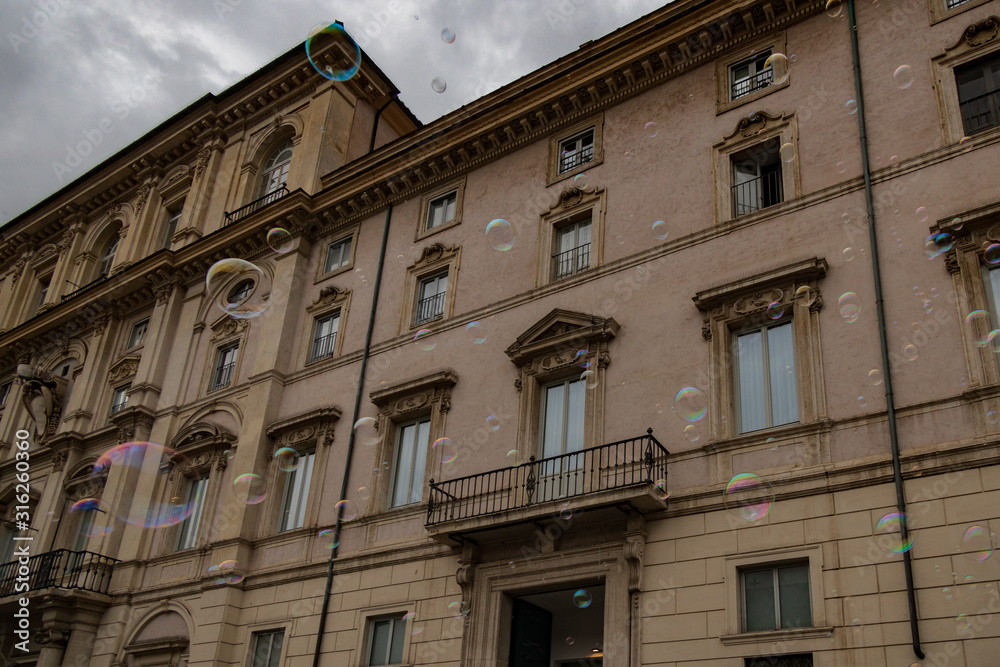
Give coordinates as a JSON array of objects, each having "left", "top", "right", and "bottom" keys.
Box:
[
  {"left": 266, "top": 228, "right": 293, "bottom": 254},
  {"left": 857, "top": 396, "right": 867, "bottom": 407},
  {"left": 305, "top": 23, "right": 361, "bottom": 81},
  {"left": 486, "top": 415, "right": 501, "bottom": 432},
  {"left": 838, "top": 292, "right": 862, "bottom": 323},
  {"left": 868, "top": 369, "right": 883, "bottom": 385},
  {"left": 95, "top": 442, "right": 201, "bottom": 528},
  {"left": 725, "top": 473, "right": 774, "bottom": 522},
  {"left": 233, "top": 473, "right": 267, "bottom": 505},
  {"left": 846, "top": 99, "right": 857, "bottom": 114},
  {"left": 414, "top": 329, "right": 436, "bottom": 351},
  {"left": 961, "top": 525, "right": 997, "bottom": 562},
  {"left": 335, "top": 499, "right": 357, "bottom": 521},
  {"left": 826, "top": 0, "right": 844, "bottom": 17},
  {"left": 358, "top": 486, "right": 371, "bottom": 500},
  {"left": 673, "top": 387, "right": 707, "bottom": 422},
  {"left": 574, "top": 349, "right": 591, "bottom": 368},
  {"left": 486, "top": 219, "right": 514, "bottom": 251},
  {"left": 318, "top": 528, "right": 339, "bottom": 549},
  {"left": 431, "top": 77, "right": 447, "bottom": 93},
  {"left": 957, "top": 613, "right": 973, "bottom": 633},
  {"left": 466, "top": 321, "right": 487, "bottom": 344},
  {"left": 915, "top": 206, "right": 929, "bottom": 223},
  {"left": 560, "top": 506, "right": 573, "bottom": 520},
  {"left": 645, "top": 121, "right": 658, "bottom": 138},
  {"left": 779, "top": 142, "right": 796, "bottom": 163},
  {"left": 893, "top": 65, "right": 914, "bottom": 89},
  {"left": 902, "top": 344, "right": 918, "bottom": 361},
  {"left": 69, "top": 498, "right": 114, "bottom": 537},
  {"left": 572, "top": 589, "right": 593, "bottom": 608},
  {"left": 889, "top": 155, "right": 900, "bottom": 167},
  {"left": 433, "top": 437, "right": 457, "bottom": 464},
  {"left": 354, "top": 417, "right": 381, "bottom": 447},
  {"left": 574, "top": 173, "right": 588, "bottom": 188},
  {"left": 965, "top": 310, "right": 991, "bottom": 346},
  {"left": 836, "top": 161, "right": 847, "bottom": 173},
  {"left": 843, "top": 247, "right": 855, "bottom": 262},
  {"left": 683, "top": 425, "right": 700, "bottom": 442},
  {"left": 985, "top": 244, "right": 1000, "bottom": 264},
  {"left": 653, "top": 479, "right": 669, "bottom": 500},
  {"left": 274, "top": 447, "right": 300, "bottom": 472},
  {"left": 765, "top": 53, "right": 789, "bottom": 85},
  {"left": 875, "top": 512, "right": 914, "bottom": 553},
  {"left": 652, "top": 220, "right": 668, "bottom": 241},
  {"left": 580, "top": 370, "right": 599, "bottom": 390},
  {"left": 566, "top": 637, "right": 575, "bottom": 645},
  {"left": 767, "top": 301, "right": 784, "bottom": 319},
  {"left": 206, "top": 258, "right": 269, "bottom": 319},
  {"left": 441, "top": 27, "right": 456, "bottom": 43},
  {"left": 506, "top": 449, "right": 520, "bottom": 466}
]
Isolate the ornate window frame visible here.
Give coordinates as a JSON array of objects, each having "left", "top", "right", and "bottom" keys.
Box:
[
  {"left": 416, "top": 177, "right": 467, "bottom": 241},
  {"left": 301, "top": 286, "right": 351, "bottom": 366},
  {"left": 546, "top": 114, "right": 605, "bottom": 186},
  {"left": 263, "top": 406, "right": 341, "bottom": 536},
  {"left": 62, "top": 460, "right": 108, "bottom": 552},
  {"left": 693, "top": 258, "right": 828, "bottom": 444},
  {"left": 124, "top": 315, "right": 151, "bottom": 353},
  {"left": 399, "top": 244, "right": 461, "bottom": 334},
  {"left": 156, "top": 164, "right": 192, "bottom": 253},
  {"left": 715, "top": 33, "right": 789, "bottom": 114},
  {"left": 929, "top": 0, "right": 994, "bottom": 26},
  {"left": 203, "top": 317, "right": 248, "bottom": 395},
  {"left": 931, "top": 16, "right": 1000, "bottom": 144},
  {"left": 316, "top": 225, "right": 359, "bottom": 282},
  {"left": 368, "top": 371, "right": 457, "bottom": 516},
  {"left": 536, "top": 186, "right": 607, "bottom": 288},
  {"left": 504, "top": 309, "right": 618, "bottom": 461},
  {"left": 106, "top": 356, "right": 139, "bottom": 416},
  {"left": 712, "top": 111, "right": 800, "bottom": 224},
  {"left": 355, "top": 603, "right": 418, "bottom": 666}
]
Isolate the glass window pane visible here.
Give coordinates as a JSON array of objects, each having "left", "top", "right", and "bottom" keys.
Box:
[
  {"left": 370, "top": 620, "right": 390, "bottom": 665},
  {"left": 566, "top": 379, "right": 585, "bottom": 453},
  {"left": 988, "top": 269, "right": 1000, "bottom": 325},
  {"left": 542, "top": 383, "right": 565, "bottom": 458},
  {"left": 251, "top": 634, "right": 272, "bottom": 667},
  {"left": 445, "top": 196, "right": 456, "bottom": 223},
  {"left": 392, "top": 425, "right": 416, "bottom": 507},
  {"left": 738, "top": 331, "right": 767, "bottom": 432},
  {"left": 74, "top": 511, "right": 94, "bottom": 552},
  {"left": 389, "top": 617, "right": 406, "bottom": 663},
  {"left": 411, "top": 420, "right": 430, "bottom": 504},
  {"left": 744, "top": 569, "right": 777, "bottom": 631},
  {"left": 268, "top": 632, "right": 283, "bottom": 667},
  {"left": 767, "top": 323, "right": 798, "bottom": 426},
  {"left": 778, "top": 565, "right": 812, "bottom": 628}
]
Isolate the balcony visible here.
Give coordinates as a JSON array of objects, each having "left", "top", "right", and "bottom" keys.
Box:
[
  {"left": 310, "top": 332, "right": 337, "bottom": 362},
  {"left": 0, "top": 550, "right": 118, "bottom": 597},
  {"left": 415, "top": 291, "right": 446, "bottom": 325},
  {"left": 552, "top": 243, "right": 591, "bottom": 281},
  {"left": 61, "top": 275, "right": 109, "bottom": 302},
  {"left": 224, "top": 185, "right": 288, "bottom": 226},
  {"left": 211, "top": 362, "right": 236, "bottom": 391},
  {"left": 559, "top": 144, "right": 593, "bottom": 173},
  {"left": 732, "top": 170, "right": 783, "bottom": 218},
  {"left": 426, "top": 430, "right": 668, "bottom": 542},
  {"left": 732, "top": 67, "right": 773, "bottom": 100}
]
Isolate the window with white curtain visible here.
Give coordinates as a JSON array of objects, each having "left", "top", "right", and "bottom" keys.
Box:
[
  {"left": 250, "top": 630, "right": 284, "bottom": 667},
  {"left": 279, "top": 450, "right": 315, "bottom": 531},
  {"left": 735, "top": 321, "right": 798, "bottom": 433},
  {"left": 390, "top": 419, "right": 430, "bottom": 507},
  {"left": 175, "top": 477, "right": 208, "bottom": 550},
  {"left": 986, "top": 268, "right": 1000, "bottom": 328}
]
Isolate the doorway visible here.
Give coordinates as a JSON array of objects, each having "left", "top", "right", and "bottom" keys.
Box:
[{"left": 508, "top": 585, "right": 605, "bottom": 667}]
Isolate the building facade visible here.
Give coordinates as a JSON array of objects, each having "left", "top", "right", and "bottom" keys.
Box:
[{"left": 1, "top": 0, "right": 1000, "bottom": 665}]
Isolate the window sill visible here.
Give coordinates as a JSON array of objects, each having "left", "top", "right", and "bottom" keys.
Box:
[
  {"left": 720, "top": 626, "right": 833, "bottom": 645},
  {"left": 716, "top": 80, "right": 789, "bottom": 115},
  {"left": 415, "top": 217, "right": 461, "bottom": 242},
  {"left": 547, "top": 156, "right": 603, "bottom": 188},
  {"left": 314, "top": 262, "right": 354, "bottom": 285},
  {"left": 305, "top": 353, "right": 337, "bottom": 367}
]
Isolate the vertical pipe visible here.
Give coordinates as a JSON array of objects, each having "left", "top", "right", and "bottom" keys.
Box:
[{"left": 847, "top": 0, "right": 924, "bottom": 658}]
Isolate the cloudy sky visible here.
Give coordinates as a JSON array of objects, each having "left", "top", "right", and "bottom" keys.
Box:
[{"left": 0, "top": 0, "right": 669, "bottom": 225}]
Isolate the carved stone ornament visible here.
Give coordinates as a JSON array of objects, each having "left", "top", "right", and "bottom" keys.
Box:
[
  {"left": 370, "top": 370, "right": 458, "bottom": 421},
  {"left": 623, "top": 514, "right": 647, "bottom": 594},
  {"left": 33, "top": 626, "right": 69, "bottom": 647},
  {"left": 51, "top": 449, "right": 68, "bottom": 473},
  {"left": 551, "top": 186, "right": 593, "bottom": 210},
  {"left": 733, "top": 288, "right": 785, "bottom": 315},
  {"left": 134, "top": 183, "right": 152, "bottom": 215},
  {"left": 195, "top": 147, "right": 212, "bottom": 177},
  {"left": 309, "top": 285, "right": 349, "bottom": 310},
  {"left": 505, "top": 309, "right": 620, "bottom": 368},
  {"left": 107, "top": 357, "right": 140, "bottom": 384},
  {"left": 987, "top": 223, "right": 1000, "bottom": 243},
  {"left": 412, "top": 243, "right": 458, "bottom": 269},
  {"left": 210, "top": 316, "right": 248, "bottom": 342},
  {"left": 950, "top": 16, "right": 1000, "bottom": 50},
  {"left": 265, "top": 407, "right": 342, "bottom": 452},
  {"left": 945, "top": 251, "right": 961, "bottom": 275},
  {"left": 725, "top": 110, "right": 784, "bottom": 141}
]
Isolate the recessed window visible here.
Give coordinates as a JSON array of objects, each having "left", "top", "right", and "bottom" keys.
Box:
[
  {"left": 736, "top": 321, "right": 798, "bottom": 433},
  {"left": 175, "top": 477, "right": 207, "bottom": 550},
  {"left": 366, "top": 615, "right": 407, "bottom": 666},
  {"left": 0, "top": 380, "right": 12, "bottom": 408},
  {"left": 324, "top": 236, "right": 353, "bottom": 273},
  {"left": 278, "top": 450, "right": 315, "bottom": 531},
  {"left": 746, "top": 656, "right": 813, "bottom": 667},
  {"left": 742, "top": 563, "right": 812, "bottom": 632},
  {"left": 731, "top": 138, "right": 783, "bottom": 217},
  {"left": 127, "top": 318, "right": 149, "bottom": 349},
  {"left": 956, "top": 52, "right": 1000, "bottom": 136},
  {"left": 390, "top": 418, "right": 430, "bottom": 508},
  {"left": 110, "top": 384, "right": 130, "bottom": 415},
  {"left": 72, "top": 508, "right": 94, "bottom": 553},
  {"left": 35, "top": 276, "right": 50, "bottom": 311},
  {"left": 558, "top": 129, "right": 594, "bottom": 174},
  {"left": 540, "top": 377, "right": 585, "bottom": 460},
  {"left": 227, "top": 280, "right": 254, "bottom": 305},
  {"left": 258, "top": 138, "right": 293, "bottom": 199},
  {"left": 162, "top": 202, "right": 183, "bottom": 249},
  {"left": 211, "top": 343, "right": 239, "bottom": 391},
  {"left": 946, "top": 0, "right": 972, "bottom": 8},
  {"left": 415, "top": 272, "right": 448, "bottom": 325},
  {"left": 731, "top": 51, "right": 773, "bottom": 101},
  {"left": 552, "top": 216, "right": 592, "bottom": 281},
  {"left": 99, "top": 236, "right": 119, "bottom": 278},
  {"left": 426, "top": 191, "right": 457, "bottom": 231},
  {"left": 249, "top": 629, "right": 284, "bottom": 667},
  {"left": 310, "top": 313, "right": 340, "bottom": 362}
]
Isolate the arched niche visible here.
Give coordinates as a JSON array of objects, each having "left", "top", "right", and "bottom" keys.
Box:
[{"left": 121, "top": 608, "right": 191, "bottom": 667}]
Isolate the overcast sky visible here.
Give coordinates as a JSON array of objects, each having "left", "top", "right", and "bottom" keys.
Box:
[{"left": 0, "top": 0, "right": 669, "bottom": 225}]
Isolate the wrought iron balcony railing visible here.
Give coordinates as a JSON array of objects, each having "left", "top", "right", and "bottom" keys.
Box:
[
  {"left": 559, "top": 145, "right": 594, "bottom": 173},
  {"left": 310, "top": 332, "right": 337, "bottom": 362},
  {"left": 731, "top": 170, "right": 784, "bottom": 218},
  {"left": 427, "top": 430, "right": 668, "bottom": 526},
  {"left": 0, "top": 549, "right": 118, "bottom": 597},
  {"left": 211, "top": 362, "right": 236, "bottom": 391},
  {"left": 224, "top": 185, "right": 289, "bottom": 226},
  {"left": 732, "top": 67, "right": 773, "bottom": 100},
  {"left": 61, "top": 275, "right": 109, "bottom": 302},
  {"left": 415, "top": 292, "right": 446, "bottom": 325},
  {"left": 946, "top": 0, "right": 971, "bottom": 8},
  {"left": 552, "top": 243, "right": 591, "bottom": 281},
  {"left": 960, "top": 89, "right": 1000, "bottom": 136}
]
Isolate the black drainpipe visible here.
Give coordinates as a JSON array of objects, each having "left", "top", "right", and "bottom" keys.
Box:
[
  {"left": 847, "top": 0, "right": 924, "bottom": 659},
  {"left": 369, "top": 96, "right": 395, "bottom": 153},
  {"left": 311, "top": 203, "right": 393, "bottom": 667}
]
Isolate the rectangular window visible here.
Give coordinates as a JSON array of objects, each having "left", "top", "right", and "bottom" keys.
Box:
[
  {"left": 110, "top": 384, "right": 130, "bottom": 415},
  {"left": 36, "top": 277, "right": 51, "bottom": 310},
  {"left": 956, "top": 53, "right": 1000, "bottom": 136},
  {"left": 211, "top": 344, "right": 239, "bottom": 391},
  {"left": 415, "top": 272, "right": 448, "bottom": 325},
  {"left": 540, "top": 378, "right": 585, "bottom": 460},
  {"left": 988, "top": 268, "right": 1000, "bottom": 327},
  {"left": 324, "top": 236, "right": 353, "bottom": 273},
  {"left": 175, "top": 477, "right": 208, "bottom": 550},
  {"left": 552, "top": 217, "right": 592, "bottom": 280},
  {"left": 731, "top": 51, "right": 773, "bottom": 100},
  {"left": 0, "top": 380, "right": 12, "bottom": 408},
  {"left": 558, "top": 129, "right": 595, "bottom": 173},
  {"left": 731, "top": 139, "right": 783, "bottom": 217},
  {"left": 72, "top": 510, "right": 94, "bottom": 553},
  {"left": 127, "top": 318, "right": 149, "bottom": 349},
  {"left": 250, "top": 630, "right": 284, "bottom": 667},
  {"left": 390, "top": 419, "right": 430, "bottom": 507},
  {"left": 736, "top": 321, "right": 798, "bottom": 433},
  {"left": 946, "top": 0, "right": 972, "bottom": 8},
  {"left": 310, "top": 313, "right": 340, "bottom": 362},
  {"left": 279, "top": 450, "right": 315, "bottom": 531},
  {"left": 0, "top": 526, "right": 15, "bottom": 564},
  {"left": 163, "top": 202, "right": 183, "bottom": 249},
  {"left": 742, "top": 563, "right": 811, "bottom": 632},
  {"left": 426, "top": 191, "right": 457, "bottom": 230},
  {"left": 745, "top": 656, "right": 813, "bottom": 667},
  {"left": 366, "top": 615, "right": 407, "bottom": 666}
]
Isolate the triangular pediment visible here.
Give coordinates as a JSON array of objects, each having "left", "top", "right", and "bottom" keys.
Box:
[
  {"left": 107, "top": 355, "right": 141, "bottom": 384},
  {"left": 505, "top": 309, "right": 619, "bottom": 365}
]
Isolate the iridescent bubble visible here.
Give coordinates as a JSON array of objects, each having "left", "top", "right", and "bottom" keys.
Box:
[
  {"left": 580, "top": 370, "right": 599, "bottom": 390},
  {"left": 843, "top": 247, "right": 855, "bottom": 262},
  {"left": 943, "top": 587, "right": 955, "bottom": 600},
  {"left": 985, "top": 244, "right": 1000, "bottom": 264},
  {"left": 318, "top": 528, "right": 339, "bottom": 550},
  {"left": 765, "top": 53, "right": 789, "bottom": 85},
  {"left": 915, "top": 206, "right": 929, "bottom": 223},
  {"left": 868, "top": 369, "right": 883, "bottom": 385},
  {"left": 274, "top": 447, "right": 300, "bottom": 473},
  {"left": 486, "top": 415, "right": 501, "bottom": 432},
  {"left": 95, "top": 442, "right": 201, "bottom": 528},
  {"left": 959, "top": 135, "right": 973, "bottom": 151},
  {"left": 645, "top": 121, "right": 658, "bottom": 138},
  {"left": 893, "top": 65, "right": 914, "bottom": 89},
  {"left": 466, "top": 321, "right": 487, "bottom": 344},
  {"left": 573, "top": 173, "right": 588, "bottom": 188},
  {"left": 826, "top": 0, "right": 844, "bottom": 17},
  {"left": 989, "top": 409, "right": 999, "bottom": 425},
  {"left": 401, "top": 611, "right": 422, "bottom": 635},
  {"left": 441, "top": 27, "right": 456, "bottom": 43},
  {"left": 655, "top": 403, "right": 663, "bottom": 414},
  {"left": 902, "top": 344, "right": 918, "bottom": 361},
  {"left": 965, "top": 310, "right": 991, "bottom": 346},
  {"left": 486, "top": 218, "right": 514, "bottom": 251},
  {"left": 957, "top": 613, "right": 973, "bottom": 633},
  {"left": 948, "top": 217, "right": 964, "bottom": 232},
  {"left": 889, "top": 155, "right": 900, "bottom": 167},
  {"left": 574, "top": 349, "right": 591, "bottom": 368},
  {"left": 560, "top": 506, "right": 573, "bottom": 520},
  {"left": 766, "top": 301, "right": 784, "bottom": 320},
  {"left": 566, "top": 637, "right": 575, "bottom": 646},
  {"left": 683, "top": 425, "right": 700, "bottom": 442},
  {"left": 838, "top": 292, "right": 862, "bottom": 323},
  {"left": 305, "top": 23, "right": 361, "bottom": 81},
  {"left": 857, "top": 396, "right": 867, "bottom": 408},
  {"left": 572, "top": 589, "right": 593, "bottom": 608},
  {"left": 922, "top": 299, "right": 934, "bottom": 315},
  {"left": 961, "top": 525, "right": 996, "bottom": 562},
  {"left": 233, "top": 473, "right": 267, "bottom": 505},
  {"left": 358, "top": 486, "right": 371, "bottom": 500},
  {"left": 69, "top": 498, "right": 114, "bottom": 537},
  {"left": 624, "top": 151, "right": 632, "bottom": 160},
  {"left": 414, "top": 329, "right": 436, "bottom": 351},
  {"left": 779, "top": 142, "right": 796, "bottom": 163},
  {"left": 431, "top": 77, "right": 447, "bottom": 93},
  {"left": 212, "top": 559, "right": 243, "bottom": 584},
  {"left": 506, "top": 449, "right": 520, "bottom": 466},
  {"left": 354, "top": 417, "right": 381, "bottom": 447},
  {"left": 433, "top": 437, "right": 457, "bottom": 464},
  {"left": 846, "top": 99, "right": 857, "bottom": 114},
  {"left": 335, "top": 499, "right": 357, "bottom": 521},
  {"left": 652, "top": 220, "right": 668, "bottom": 241},
  {"left": 725, "top": 473, "right": 774, "bottom": 522},
  {"left": 224, "top": 448, "right": 236, "bottom": 461},
  {"left": 836, "top": 161, "right": 847, "bottom": 174},
  {"left": 875, "top": 512, "right": 914, "bottom": 553},
  {"left": 206, "top": 258, "right": 269, "bottom": 319},
  {"left": 795, "top": 285, "right": 813, "bottom": 303},
  {"left": 674, "top": 387, "right": 707, "bottom": 422},
  {"left": 653, "top": 479, "right": 669, "bottom": 500},
  {"left": 266, "top": 228, "right": 293, "bottom": 254}
]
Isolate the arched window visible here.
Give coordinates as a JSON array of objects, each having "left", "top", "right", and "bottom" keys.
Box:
[
  {"left": 227, "top": 280, "right": 254, "bottom": 305},
  {"left": 99, "top": 235, "right": 119, "bottom": 278},
  {"left": 257, "top": 138, "right": 293, "bottom": 199}
]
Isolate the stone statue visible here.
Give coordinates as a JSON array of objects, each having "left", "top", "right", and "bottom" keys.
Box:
[{"left": 17, "top": 364, "right": 66, "bottom": 443}]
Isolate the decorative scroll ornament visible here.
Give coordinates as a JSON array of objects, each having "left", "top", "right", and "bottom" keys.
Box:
[
  {"left": 134, "top": 183, "right": 152, "bottom": 215},
  {"left": 413, "top": 243, "right": 458, "bottom": 268},
  {"left": 733, "top": 288, "right": 785, "bottom": 315},
  {"left": 954, "top": 16, "right": 1000, "bottom": 50}
]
